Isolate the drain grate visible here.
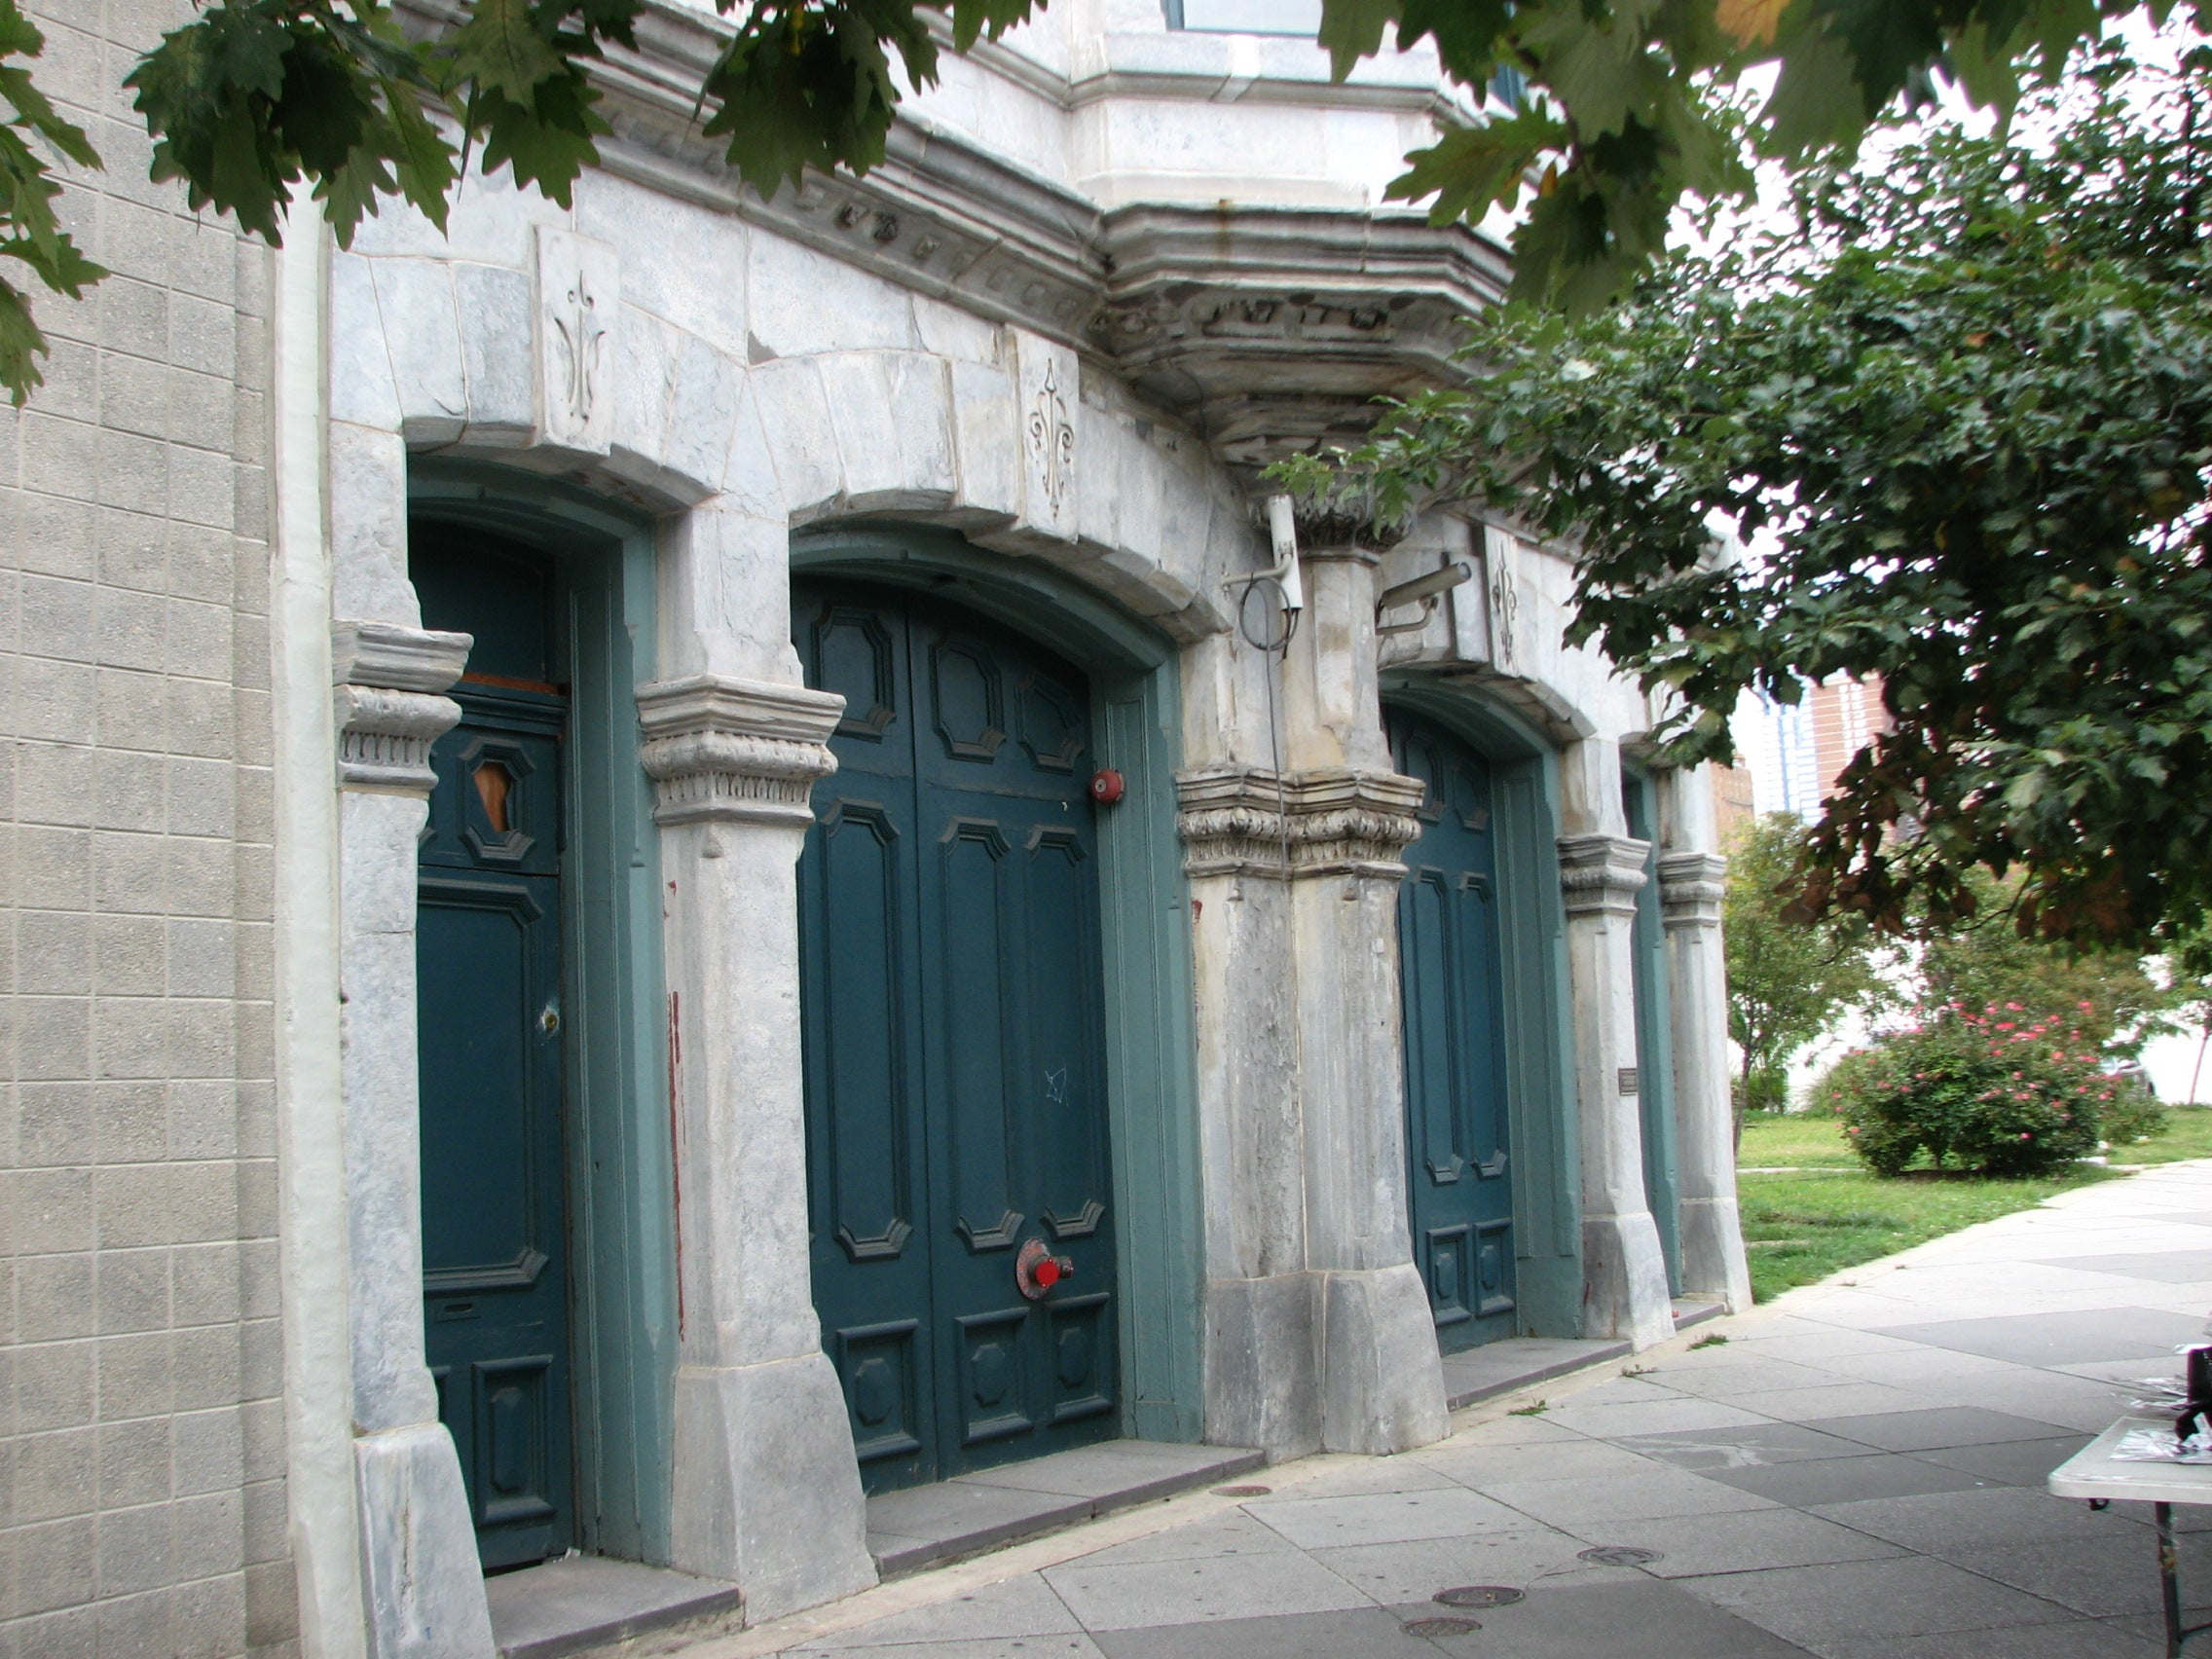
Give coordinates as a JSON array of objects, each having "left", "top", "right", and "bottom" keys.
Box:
[
  {"left": 1402, "top": 1616, "right": 1481, "bottom": 1638},
  {"left": 1433, "top": 1585, "right": 1525, "bottom": 1609},
  {"left": 1212, "top": 1484, "right": 1272, "bottom": 1498},
  {"left": 1578, "top": 1544, "right": 1664, "bottom": 1567}
]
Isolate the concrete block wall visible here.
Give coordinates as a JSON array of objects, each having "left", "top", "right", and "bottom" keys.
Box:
[{"left": 0, "top": 2, "right": 286, "bottom": 1654}]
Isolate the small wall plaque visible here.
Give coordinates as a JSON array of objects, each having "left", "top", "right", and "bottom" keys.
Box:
[{"left": 1617, "top": 1066, "right": 1640, "bottom": 1096}]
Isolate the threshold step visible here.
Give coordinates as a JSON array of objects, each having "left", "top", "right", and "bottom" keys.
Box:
[
  {"left": 1674, "top": 1295, "right": 1727, "bottom": 1330},
  {"left": 485, "top": 1556, "right": 743, "bottom": 1659},
  {"left": 866, "top": 1439, "right": 1266, "bottom": 1579},
  {"left": 1440, "top": 1335, "right": 1634, "bottom": 1411}
]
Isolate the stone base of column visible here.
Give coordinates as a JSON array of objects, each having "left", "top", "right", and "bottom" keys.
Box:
[
  {"left": 1204, "top": 1272, "right": 1322, "bottom": 1460},
  {"left": 355, "top": 1421, "right": 496, "bottom": 1659},
  {"left": 1318, "top": 1263, "right": 1449, "bottom": 1455},
  {"left": 670, "top": 1352, "right": 877, "bottom": 1622},
  {"left": 1581, "top": 1210, "right": 1677, "bottom": 1350},
  {"left": 1678, "top": 1194, "right": 1753, "bottom": 1312}
]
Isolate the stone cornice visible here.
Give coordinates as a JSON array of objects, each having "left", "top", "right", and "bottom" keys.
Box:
[
  {"left": 1177, "top": 765, "right": 1423, "bottom": 879},
  {"left": 330, "top": 619, "right": 470, "bottom": 793},
  {"left": 1557, "top": 832, "right": 1652, "bottom": 919},
  {"left": 399, "top": 0, "right": 1506, "bottom": 469},
  {"left": 1657, "top": 851, "right": 1728, "bottom": 927},
  {"left": 636, "top": 674, "right": 844, "bottom": 829}
]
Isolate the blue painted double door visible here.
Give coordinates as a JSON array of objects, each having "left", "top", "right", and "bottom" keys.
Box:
[
  {"left": 414, "top": 533, "right": 575, "bottom": 1568},
  {"left": 1391, "top": 710, "right": 1518, "bottom": 1351},
  {"left": 795, "top": 580, "right": 1119, "bottom": 1493}
]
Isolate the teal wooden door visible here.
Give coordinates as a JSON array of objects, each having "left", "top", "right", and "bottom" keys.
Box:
[
  {"left": 1391, "top": 710, "right": 1518, "bottom": 1351},
  {"left": 795, "top": 580, "right": 1118, "bottom": 1493},
  {"left": 416, "top": 537, "right": 574, "bottom": 1568}
]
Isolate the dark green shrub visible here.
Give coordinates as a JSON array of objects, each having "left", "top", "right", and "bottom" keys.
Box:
[
  {"left": 1734, "top": 1066, "right": 1789, "bottom": 1118},
  {"left": 2098, "top": 1071, "right": 2168, "bottom": 1147},
  {"left": 1812, "top": 1004, "right": 2112, "bottom": 1177}
]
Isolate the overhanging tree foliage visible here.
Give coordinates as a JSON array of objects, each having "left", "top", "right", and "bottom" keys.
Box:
[
  {"left": 1282, "top": 51, "right": 2212, "bottom": 961},
  {"left": 0, "top": 0, "right": 2189, "bottom": 401}
]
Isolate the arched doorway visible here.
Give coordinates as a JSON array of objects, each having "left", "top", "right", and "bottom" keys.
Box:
[
  {"left": 794, "top": 577, "right": 1120, "bottom": 1493},
  {"left": 407, "top": 475, "right": 673, "bottom": 1571},
  {"left": 1390, "top": 707, "right": 1518, "bottom": 1351},
  {"left": 414, "top": 531, "right": 576, "bottom": 1567}
]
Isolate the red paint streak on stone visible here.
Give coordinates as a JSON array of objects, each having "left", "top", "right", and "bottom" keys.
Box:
[{"left": 668, "top": 988, "right": 683, "bottom": 1339}]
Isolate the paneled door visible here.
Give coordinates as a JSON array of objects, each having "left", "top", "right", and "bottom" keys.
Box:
[
  {"left": 795, "top": 580, "right": 1118, "bottom": 1493},
  {"left": 416, "top": 536, "right": 574, "bottom": 1568},
  {"left": 1390, "top": 709, "right": 1518, "bottom": 1351}
]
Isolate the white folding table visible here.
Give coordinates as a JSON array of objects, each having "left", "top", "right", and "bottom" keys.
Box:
[{"left": 2050, "top": 1417, "right": 2212, "bottom": 1656}]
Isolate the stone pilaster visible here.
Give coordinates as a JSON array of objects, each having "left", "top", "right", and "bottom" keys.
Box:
[
  {"left": 1558, "top": 831, "right": 1677, "bottom": 1349},
  {"left": 1658, "top": 842, "right": 1753, "bottom": 1312},
  {"left": 1188, "top": 531, "right": 1447, "bottom": 1458},
  {"left": 636, "top": 674, "right": 878, "bottom": 1620},
  {"left": 329, "top": 618, "right": 496, "bottom": 1659}
]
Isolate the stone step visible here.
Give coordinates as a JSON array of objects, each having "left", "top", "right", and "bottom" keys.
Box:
[
  {"left": 484, "top": 1555, "right": 744, "bottom": 1659},
  {"left": 1439, "top": 1335, "right": 1636, "bottom": 1411},
  {"left": 1674, "top": 1295, "right": 1728, "bottom": 1330},
  {"left": 866, "top": 1439, "right": 1268, "bottom": 1579}
]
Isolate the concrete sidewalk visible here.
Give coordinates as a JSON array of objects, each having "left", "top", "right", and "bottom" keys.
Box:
[{"left": 709, "top": 1161, "right": 2212, "bottom": 1659}]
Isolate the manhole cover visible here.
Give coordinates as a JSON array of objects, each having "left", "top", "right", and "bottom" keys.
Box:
[
  {"left": 1578, "top": 1545, "right": 1664, "bottom": 1567},
  {"left": 1212, "top": 1484, "right": 1272, "bottom": 1497},
  {"left": 1402, "top": 1616, "right": 1481, "bottom": 1638},
  {"left": 1434, "top": 1585, "right": 1525, "bottom": 1608}
]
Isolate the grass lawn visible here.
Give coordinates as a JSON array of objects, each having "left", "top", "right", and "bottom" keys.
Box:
[{"left": 1735, "top": 1105, "right": 2212, "bottom": 1303}]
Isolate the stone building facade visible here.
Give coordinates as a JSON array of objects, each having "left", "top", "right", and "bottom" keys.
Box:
[{"left": 0, "top": 1, "right": 1751, "bottom": 1654}]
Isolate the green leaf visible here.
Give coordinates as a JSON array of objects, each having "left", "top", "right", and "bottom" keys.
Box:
[{"left": 448, "top": 0, "right": 568, "bottom": 102}]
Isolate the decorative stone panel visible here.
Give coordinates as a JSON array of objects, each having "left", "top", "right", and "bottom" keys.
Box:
[
  {"left": 1557, "top": 832, "right": 1652, "bottom": 919},
  {"left": 1658, "top": 851, "right": 1728, "bottom": 927},
  {"left": 536, "top": 226, "right": 621, "bottom": 456},
  {"left": 1177, "top": 765, "right": 1422, "bottom": 879},
  {"left": 331, "top": 618, "right": 470, "bottom": 793},
  {"left": 637, "top": 674, "right": 844, "bottom": 828}
]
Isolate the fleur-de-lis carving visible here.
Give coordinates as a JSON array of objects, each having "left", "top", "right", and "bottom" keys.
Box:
[
  {"left": 553, "top": 275, "right": 606, "bottom": 426},
  {"left": 1027, "top": 361, "right": 1074, "bottom": 514},
  {"left": 1489, "top": 537, "right": 1520, "bottom": 668}
]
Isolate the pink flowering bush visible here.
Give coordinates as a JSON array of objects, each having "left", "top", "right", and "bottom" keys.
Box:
[{"left": 1812, "top": 1003, "right": 2117, "bottom": 1177}]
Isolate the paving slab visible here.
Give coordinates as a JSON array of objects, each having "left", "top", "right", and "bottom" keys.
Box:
[
  {"left": 1088, "top": 1607, "right": 1444, "bottom": 1659},
  {"left": 1698, "top": 1453, "right": 2001, "bottom": 1506},
  {"left": 732, "top": 1159, "right": 2212, "bottom": 1659},
  {"left": 1800, "top": 1407, "right": 2078, "bottom": 1453},
  {"left": 1041, "top": 1550, "right": 1371, "bottom": 1631},
  {"left": 1612, "top": 1421, "right": 1885, "bottom": 1473},
  {"left": 1410, "top": 1579, "right": 1821, "bottom": 1657},
  {"left": 1677, "top": 1556, "right": 2078, "bottom": 1647},
  {"left": 1868, "top": 1308, "right": 2209, "bottom": 1366}
]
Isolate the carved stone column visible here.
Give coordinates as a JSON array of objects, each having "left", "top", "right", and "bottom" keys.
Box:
[
  {"left": 1656, "top": 780, "right": 1753, "bottom": 1310},
  {"left": 330, "top": 619, "right": 497, "bottom": 1659},
  {"left": 1557, "top": 830, "right": 1677, "bottom": 1350},
  {"left": 1272, "top": 535, "right": 1448, "bottom": 1455},
  {"left": 1281, "top": 765, "right": 1445, "bottom": 1454},
  {"left": 638, "top": 673, "right": 878, "bottom": 1620},
  {"left": 1177, "top": 765, "right": 1315, "bottom": 1457}
]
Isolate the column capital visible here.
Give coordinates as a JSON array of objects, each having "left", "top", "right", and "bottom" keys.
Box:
[
  {"left": 1557, "top": 832, "right": 1651, "bottom": 918},
  {"left": 330, "top": 619, "right": 469, "bottom": 793},
  {"left": 637, "top": 674, "right": 844, "bottom": 828},
  {"left": 1658, "top": 850, "right": 1728, "bottom": 927},
  {"left": 1176, "top": 766, "right": 1423, "bottom": 879}
]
